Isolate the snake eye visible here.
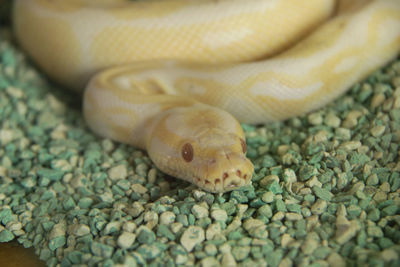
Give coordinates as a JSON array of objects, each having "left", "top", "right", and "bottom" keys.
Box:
[
  {"left": 240, "top": 138, "right": 247, "bottom": 154},
  {"left": 182, "top": 143, "right": 194, "bottom": 162}
]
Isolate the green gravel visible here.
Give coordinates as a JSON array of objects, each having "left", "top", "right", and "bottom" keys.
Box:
[{"left": 1, "top": 14, "right": 400, "bottom": 267}]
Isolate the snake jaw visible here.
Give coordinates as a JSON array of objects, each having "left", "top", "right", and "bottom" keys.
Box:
[
  {"left": 222, "top": 168, "right": 253, "bottom": 191},
  {"left": 197, "top": 154, "right": 254, "bottom": 193}
]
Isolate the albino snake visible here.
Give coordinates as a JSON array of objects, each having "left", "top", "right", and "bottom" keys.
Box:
[{"left": 13, "top": 0, "right": 400, "bottom": 192}]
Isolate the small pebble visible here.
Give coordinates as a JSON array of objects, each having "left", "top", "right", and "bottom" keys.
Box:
[
  {"left": 117, "top": 232, "right": 136, "bottom": 249},
  {"left": 180, "top": 226, "right": 205, "bottom": 252},
  {"left": 108, "top": 164, "right": 128, "bottom": 180}
]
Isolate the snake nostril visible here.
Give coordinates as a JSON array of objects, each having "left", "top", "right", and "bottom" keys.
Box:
[
  {"left": 223, "top": 172, "right": 229, "bottom": 180},
  {"left": 237, "top": 170, "right": 242, "bottom": 177},
  {"left": 215, "top": 178, "right": 221, "bottom": 184},
  {"left": 243, "top": 174, "right": 247, "bottom": 179}
]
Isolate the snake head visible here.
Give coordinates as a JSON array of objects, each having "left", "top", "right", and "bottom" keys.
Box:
[{"left": 147, "top": 104, "right": 254, "bottom": 193}]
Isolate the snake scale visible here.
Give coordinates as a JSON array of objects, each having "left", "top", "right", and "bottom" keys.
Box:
[{"left": 13, "top": 0, "right": 400, "bottom": 192}]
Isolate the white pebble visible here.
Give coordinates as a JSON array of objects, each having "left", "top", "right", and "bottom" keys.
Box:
[
  {"left": 108, "top": 164, "right": 128, "bottom": 180},
  {"left": 192, "top": 204, "right": 209, "bottom": 219},
  {"left": 68, "top": 224, "right": 90, "bottom": 236},
  {"left": 180, "top": 226, "right": 205, "bottom": 252},
  {"left": 210, "top": 209, "right": 228, "bottom": 222},
  {"left": 160, "top": 211, "right": 176, "bottom": 225},
  {"left": 117, "top": 232, "right": 136, "bottom": 249}
]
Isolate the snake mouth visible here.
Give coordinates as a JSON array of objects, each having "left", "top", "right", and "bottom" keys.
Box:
[
  {"left": 221, "top": 169, "right": 251, "bottom": 189},
  {"left": 193, "top": 164, "right": 253, "bottom": 193}
]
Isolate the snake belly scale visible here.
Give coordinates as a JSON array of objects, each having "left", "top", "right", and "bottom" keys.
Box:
[{"left": 13, "top": 0, "right": 400, "bottom": 192}]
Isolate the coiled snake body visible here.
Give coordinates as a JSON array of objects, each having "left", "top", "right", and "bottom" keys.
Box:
[{"left": 13, "top": 0, "right": 400, "bottom": 192}]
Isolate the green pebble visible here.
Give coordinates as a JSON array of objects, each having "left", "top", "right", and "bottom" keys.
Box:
[
  {"left": 265, "top": 249, "right": 284, "bottom": 267},
  {"left": 287, "top": 204, "right": 302, "bottom": 214},
  {"left": 194, "top": 251, "right": 207, "bottom": 260},
  {"left": 304, "top": 194, "right": 315, "bottom": 203},
  {"left": 299, "top": 166, "right": 317, "bottom": 181},
  {"left": 67, "top": 251, "right": 83, "bottom": 264},
  {"left": 76, "top": 234, "right": 93, "bottom": 245},
  {"left": 228, "top": 231, "right": 243, "bottom": 240},
  {"left": 258, "top": 205, "right": 273, "bottom": 218},
  {"left": 268, "top": 226, "right": 281, "bottom": 240},
  {"left": 230, "top": 191, "right": 248, "bottom": 203},
  {"left": 270, "top": 166, "right": 282, "bottom": 175},
  {"left": 367, "top": 208, "right": 380, "bottom": 221},
  {"left": 332, "top": 195, "right": 353, "bottom": 203},
  {"left": 39, "top": 248, "right": 51, "bottom": 261},
  {"left": 221, "top": 202, "right": 236, "bottom": 215},
  {"left": 390, "top": 109, "right": 400, "bottom": 121},
  {"left": 137, "top": 227, "right": 156, "bottom": 244},
  {"left": 196, "top": 217, "right": 211, "bottom": 228},
  {"left": 365, "top": 242, "right": 380, "bottom": 251},
  {"left": 260, "top": 155, "right": 276, "bottom": 168},
  {"left": 62, "top": 197, "right": 76, "bottom": 211},
  {"left": 294, "top": 229, "right": 307, "bottom": 239},
  {"left": 157, "top": 224, "right": 175, "bottom": 241},
  {"left": 232, "top": 246, "right": 250, "bottom": 261},
  {"left": 381, "top": 204, "right": 398, "bottom": 216},
  {"left": 42, "top": 221, "right": 55, "bottom": 232},
  {"left": 358, "top": 198, "right": 370, "bottom": 209},
  {"left": 204, "top": 244, "right": 218, "bottom": 256},
  {"left": 251, "top": 246, "right": 263, "bottom": 259},
  {"left": 275, "top": 199, "right": 287, "bottom": 212},
  {"left": 176, "top": 214, "right": 188, "bottom": 226},
  {"left": 378, "top": 237, "right": 394, "bottom": 249},
  {"left": 250, "top": 198, "right": 265, "bottom": 208},
  {"left": 36, "top": 168, "right": 64, "bottom": 181},
  {"left": 0, "top": 229, "right": 14, "bottom": 242},
  {"left": 389, "top": 172, "right": 400, "bottom": 191},
  {"left": 312, "top": 246, "right": 331, "bottom": 260},
  {"left": 301, "top": 207, "right": 312, "bottom": 217},
  {"left": 346, "top": 205, "right": 361, "bottom": 218},
  {"left": 90, "top": 242, "right": 114, "bottom": 258},
  {"left": 137, "top": 244, "right": 161, "bottom": 260},
  {"left": 377, "top": 199, "right": 393, "bottom": 209},
  {"left": 366, "top": 174, "right": 379, "bottom": 185},
  {"left": 111, "top": 185, "right": 125, "bottom": 196},
  {"left": 179, "top": 202, "right": 194, "bottom": 215},
  {"left": 188, "top": 214, "right": 196, "bottom": 225},
  {"left": 78, "top": 197, "right": 93, "bottom": 209},
  {"left": 0, "top": 208, "right": 13, "bottom": 225},
  {"left": 312, "top": 186, "right": 332, "bottom": 201},
  {"left": 49, "top": 236, "right": 66, "bottom": 251},
  {"left": 356, "top": 230, "right": 367, "bottom": 247},
  {"left": 367, "top": 226, "right": 383, "bottom": 238},
  {"left": 33, "top": 234, "right": 43, "bottom": 246},
  {"left": 264, "top": 180, "right": 283, "bottom": 194},
  {"left": 52, "top": 182, "right": 66, "bottom": 192}
]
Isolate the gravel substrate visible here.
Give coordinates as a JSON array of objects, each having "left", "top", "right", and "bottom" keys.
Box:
[{"left": 0, "top": 19, "right": 400, "bottom": 267}]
